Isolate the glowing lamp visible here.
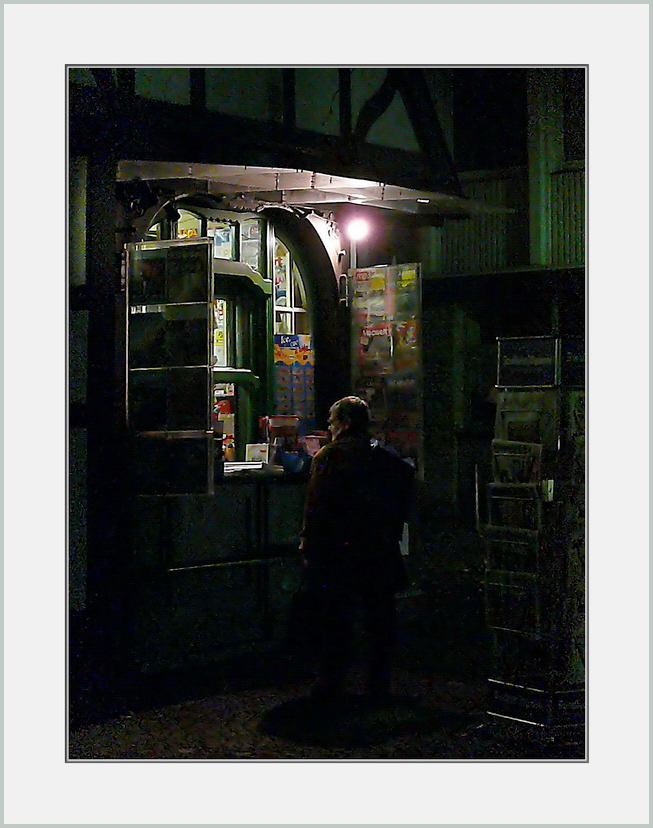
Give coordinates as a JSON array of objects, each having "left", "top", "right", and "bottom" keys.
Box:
[{"left": 346, "top": 218, "right": 370, "bottom": 242}]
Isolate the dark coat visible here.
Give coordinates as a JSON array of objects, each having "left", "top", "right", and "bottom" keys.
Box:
[{"left": 301, "top": 433, "right": 415, "bottom": 593}]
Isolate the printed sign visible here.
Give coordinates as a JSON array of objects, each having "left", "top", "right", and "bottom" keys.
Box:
[{"left": 497, "top": 337, "right": 557, "bottom": 387}]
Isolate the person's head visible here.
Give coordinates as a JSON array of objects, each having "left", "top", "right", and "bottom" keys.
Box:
[{"left": 328, "top": 396, "right": 370, "bottom": 440}]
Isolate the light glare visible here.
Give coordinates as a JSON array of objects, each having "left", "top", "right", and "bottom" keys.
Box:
[{"left": 347, "top": 218, "right": 370, "bottom": 241}]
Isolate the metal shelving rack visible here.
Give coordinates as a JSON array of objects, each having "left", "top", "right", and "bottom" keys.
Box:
[{"left": 482, "top": 336, "right": 585, "bottom": 742}]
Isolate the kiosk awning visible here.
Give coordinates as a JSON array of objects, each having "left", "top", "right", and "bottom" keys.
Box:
[{"left": 118, "top": 161, "right": 513, "bottom": 220}]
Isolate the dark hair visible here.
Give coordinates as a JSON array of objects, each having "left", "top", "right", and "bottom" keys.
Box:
[{"left": 331, "top": 396, "right": 370, "bottom": 435}]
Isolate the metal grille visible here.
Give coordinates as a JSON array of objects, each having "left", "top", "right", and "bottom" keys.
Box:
[
  {"left": 550, "top": 167, "right": 585, "bottom": 266},
  {"left": 440, "top": 173, "right": 527, "bottom": 274}
]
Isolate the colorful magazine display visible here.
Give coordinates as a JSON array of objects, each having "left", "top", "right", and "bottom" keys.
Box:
[
  {"left": 350, "top": 263, "right": 421, "bottom": 464},
  {"left": 273, "top": 334, "right": 315, "bottom": 426}
]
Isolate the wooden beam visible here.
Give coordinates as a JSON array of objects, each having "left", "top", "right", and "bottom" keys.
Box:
[
  {"left": 84, "top": 153, "right": 128, "bottom": 604},
  {"left": 116, "top": 68, "right": 135, "bottom": 98},
  {"left": 69, "top": 401, "right": 87, "bottom": 429},
  {"left": 527, "top": 68, "right": 564, "bottom": 266},
  {"left": 353, "top": 69, "right": 400, "bottom": 143},
  {"left": 69, "top": 84, "right": 462, "bottom": 194},
  {"left": 89, "top": 68, "right": 116, "bottom": 102},
  {"left": 338, "top": 68, "right": 352, "bottom": 138},
  {"left": 190, "top": 68, "right": 206, "bottom": 109},
  {"left": 394, "top": 69, "right": 461, "bottom": 196},
  {"left": 69, "top": 284, "right": 90, "bottom": 312},
  {"left": 282, "top": 68, "right": 296, "bottom": 134}
]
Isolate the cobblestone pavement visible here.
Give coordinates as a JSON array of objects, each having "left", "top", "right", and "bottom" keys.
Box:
[{"left": 68, "top": 663, "right": 585, "bottom": 761}]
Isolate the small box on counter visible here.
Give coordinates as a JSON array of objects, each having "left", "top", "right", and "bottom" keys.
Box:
[{"left": 245, "top": 443, "right": 270, "bottom": 463}]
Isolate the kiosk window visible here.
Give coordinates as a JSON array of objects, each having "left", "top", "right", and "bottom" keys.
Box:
[
  {"left": 213, "top": 299, "right": 228, "bottom": 367},
  {"left": 144, "top": 221, "right": 163, "bottom": 241},
  {"left": 208, "top": 219, "right": 237, "bottom": 260},
  {"left": 241, "top": 218, "right": 262, "bottom": 273},
  {"left": 273, "top": 240, "right": 310, "bottom": 335},
  {"left": 177, "top": 209, "right": 202, "bottom": 240}
]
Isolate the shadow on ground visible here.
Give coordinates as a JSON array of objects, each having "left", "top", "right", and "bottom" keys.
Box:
[{"left": 258, "top": 693, "right": 480, "bottom": 750}]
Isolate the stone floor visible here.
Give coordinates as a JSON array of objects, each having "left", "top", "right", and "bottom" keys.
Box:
[{"left": 69, "top": 650, "right": 585, "bottom": 761}]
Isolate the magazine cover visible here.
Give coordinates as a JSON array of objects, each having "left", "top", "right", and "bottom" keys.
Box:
[
  {"left": 350, "top": 267, "right": 389, "bottom": 317},
  {"left": 356, "top": 322, "right": 393, "bottom": 375}
]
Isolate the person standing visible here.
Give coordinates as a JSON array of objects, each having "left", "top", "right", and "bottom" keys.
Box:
[{"left": 299, "top": 396, "right": 415, "bottom": 702}]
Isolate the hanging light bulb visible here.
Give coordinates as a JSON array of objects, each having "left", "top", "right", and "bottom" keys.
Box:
[{"left": 347, "top": 218, "right": 370, "bottom": 242}]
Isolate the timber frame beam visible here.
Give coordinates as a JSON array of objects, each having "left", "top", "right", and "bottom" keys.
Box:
[{"left": 70, "top": 69, "right": 461, "bottom": 196}]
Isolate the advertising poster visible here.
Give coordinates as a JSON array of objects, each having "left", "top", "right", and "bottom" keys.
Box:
[
  {"left": 212, "top": 298, "right": 227, "bottom": 366},
  {"left": 273, "top": 334, "right": 315, "bottom": 426},
  {"left": 350, "top": 263, "right": 421, "bottom": 464}
]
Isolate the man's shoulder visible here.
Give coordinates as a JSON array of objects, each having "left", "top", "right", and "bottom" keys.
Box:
[
  {"left": 312, "top": 437, "right": 368, "bottom": 468},
  {"left": 313, "top": 442, "right": 337, "bottom": 461},
  {"left": 371, "top": 444, "right": 415, "bottom": 476},
  {"left": 311, "top": 441, "right": 342, "bottom": 467}
]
